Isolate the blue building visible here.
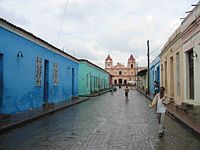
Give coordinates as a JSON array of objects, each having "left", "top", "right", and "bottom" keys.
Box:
[
  {"left": 0, "top": 18, "right": 79, "bottom": 114},
  {"left": 149, "top": 56, "right": 160, "bottom": 97}
]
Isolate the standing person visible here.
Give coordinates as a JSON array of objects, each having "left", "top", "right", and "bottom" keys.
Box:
[
  {"left": 154, "top": 81, "right": 159, "bottom": 95},
  {"left": 149, "top": 86, "right": 170, "bottom": 137},
  {"left": 110, "top": 85, "right": 114, "bottom": 95},
  {"left": 124, "top": 86, "right": 129, "bottom": 100}
]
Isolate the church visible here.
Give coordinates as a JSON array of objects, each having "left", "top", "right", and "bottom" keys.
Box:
[{"left": 105, "top": 55, "right": 136, "bottom": 86}]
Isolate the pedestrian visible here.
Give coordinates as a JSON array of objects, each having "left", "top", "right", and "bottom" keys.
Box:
[
  {"left": 110, "top": 85, "right": 114, "bottom": 95},
  {"left": 154, "top": 81, "right": 159, "bottom": 95},
  {"left": 149, "top": 86, "right": 170, "bottom": 137},
  {"left": 124, "top": 86, "right": 129, "bottom": 100}
]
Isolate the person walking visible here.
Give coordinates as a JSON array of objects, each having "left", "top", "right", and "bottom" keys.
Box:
[
  {"left": 124, "top": 86, "right": 129, "bottom": 101},
  {"left": 149, "top": 86, "right": 170, "bottom": 137},
  {"left": 110, "top": 85, "right": 114, "bottom": 95}
]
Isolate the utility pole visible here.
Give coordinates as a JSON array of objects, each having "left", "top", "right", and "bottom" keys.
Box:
[{"left": 147, "top": 40, "right": 150, "bottom": 94}]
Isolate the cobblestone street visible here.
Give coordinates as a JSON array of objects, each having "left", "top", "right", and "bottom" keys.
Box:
[{"left": 0, "top": 88, "right": 200, "bottom": 150}]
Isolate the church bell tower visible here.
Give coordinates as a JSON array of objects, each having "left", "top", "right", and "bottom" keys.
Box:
[{"left": 105, "top": 55, "right": 113, "bottom": 69}]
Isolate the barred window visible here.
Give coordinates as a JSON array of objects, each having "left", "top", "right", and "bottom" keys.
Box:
[
  {"left": 53, "top": 63, "right": 58, "bottom": 86},
  {"left": 36, "top": 57, "right": 42, "bottom": 86}
]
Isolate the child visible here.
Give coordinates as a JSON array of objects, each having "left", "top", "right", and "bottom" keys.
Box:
[
  {"left": 149, "top": 86, "right": 170, "bottom": 137},
  {"left": 124, "top": 86, "right": 129, "bottom": 100}
]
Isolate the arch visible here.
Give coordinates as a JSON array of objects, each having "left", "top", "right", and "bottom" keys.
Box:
[
  {"left": 114, "top": 79, "right": 117, "bottom": 85},
  {"left": 131, "top": 64, "right": 133, "bottom": 68},
  {"left": 124, "top": 79, "right": 127, "bottom": 85},
  {"left": 118, "top": 79, "right": 122, "bottom": 85}
]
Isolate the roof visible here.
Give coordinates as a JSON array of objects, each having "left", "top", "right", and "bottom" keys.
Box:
[
  {"left": 137, "top": 69, "right": 147, "bottom": 76},
  {"left": 128, "top": 54, "right": 135, "bottom": 60},
  {"left": 114, "top": 63, "right": 125, "bottom": 68},
  {"left": 0, "top": 18, "right": 79, "bottom": 63},
  {"left": 79, "top": 59, "right": 110, "bottom": 75},
  {"left": 105, "top": 55, "right": 112, "bottom": 61}
]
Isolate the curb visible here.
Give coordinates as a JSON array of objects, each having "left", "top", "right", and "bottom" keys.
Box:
[
  {"left": 0, "top": 97, "right": 90, "bottom": 134},
  {"left": 137, "top": 89, "right": 200, "bottom": 137},
  {"left": 137, "top": 88, "right": 153, "bottom": 101},
  {"left": 79, "top": 89, "right": 111, "bottom": 97},
  {"left": 166, "top": 108, "right": 200, "bottom": 137}
]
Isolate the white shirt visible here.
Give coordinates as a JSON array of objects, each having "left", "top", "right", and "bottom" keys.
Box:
[{"left": 156, "top": 94, "right": 167, "bottom": 113}]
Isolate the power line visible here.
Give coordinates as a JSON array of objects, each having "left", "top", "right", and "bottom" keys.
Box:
[
  {"left": 57, "top": 0, "right": 69, "bottom": 45},
  {"left": 150, "top": 42, "right": 164, "bottom": 55}
]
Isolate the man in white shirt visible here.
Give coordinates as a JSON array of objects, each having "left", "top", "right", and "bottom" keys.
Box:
[{"left": 149, "top": 86, "right": 170, "bottom": 137}]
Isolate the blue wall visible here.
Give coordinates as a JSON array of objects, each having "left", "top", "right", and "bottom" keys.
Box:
[
  {"left": 0, "top": 26, "right": 78, "bottom": 114},
  {"left": 149, "top": 57, "right": 160, "bottom": 96}
]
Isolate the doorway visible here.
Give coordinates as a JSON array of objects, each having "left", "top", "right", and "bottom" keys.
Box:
[
  {"left": 124, "top": 79, "right": 127, "bottom": 85},
  {"left": 0, "top": 54, "right": 3, "bottom": 108},
  {"left": 114, "top": 79, "right": 117, "bottom": 85},
  {"left": 72, "top": 68, "right": 74, "bottom": 96},
  {"left": 118, "top": 79, "right": 122, "bottom": 85},
  {"left": 43, "top": 60, "right": 49, "bottom": 103},
  {"left": 170, "top": 57, "right": 174, "bottom": 97}
]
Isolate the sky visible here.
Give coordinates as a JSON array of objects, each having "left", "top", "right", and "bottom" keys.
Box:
[{"left": 0, "top": 0, "right": 199, "bottom": 68}]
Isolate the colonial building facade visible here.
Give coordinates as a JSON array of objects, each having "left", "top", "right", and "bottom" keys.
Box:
[
  {"left": 160, "top": 26, "right": 184, "bottom": 105},
  {"left": 105, "top": 55, "right": 136, "bottom": 85},
  {"left": 181, "top": 2, "right": 200, "bottom": 107},
  {"left": 0, "top": 18, "right": 79, "bottom": 114}
]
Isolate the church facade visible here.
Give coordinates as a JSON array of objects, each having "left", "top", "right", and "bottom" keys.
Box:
[{"left": 105, "top": 55, "right": 136, "bottom": 86}]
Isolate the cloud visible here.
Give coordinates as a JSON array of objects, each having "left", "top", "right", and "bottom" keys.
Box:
[
  {"left": 0, "top": 0, "right": 199, "bottom": 68},
  {"left": 0, "top": 6, "right": 29, "bottom": 25}
]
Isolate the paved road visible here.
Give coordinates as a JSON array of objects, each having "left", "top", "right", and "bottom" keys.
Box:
[{"left": 0, "top": 88, "right": 200, "bottom": 150}]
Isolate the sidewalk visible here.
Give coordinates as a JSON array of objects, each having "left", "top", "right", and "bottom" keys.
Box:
[
  {"left": 137, "top": 88, "right": 200, "bottom": 136},
  {"left": 0, "top": 97, "right": 90, "bottom": 134}
]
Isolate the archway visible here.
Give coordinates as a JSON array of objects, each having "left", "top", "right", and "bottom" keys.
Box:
[
  {"left": 118, "top": 79, "right": 122, "bottom": 85},
  {"left": 114, "top": 79, "right": 117, "bottom": 85},
  {"left": 124, "top": 79, "right": 127, "bottom": 85}
]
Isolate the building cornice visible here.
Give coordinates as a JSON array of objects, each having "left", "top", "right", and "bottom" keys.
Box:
[
  {"left": 181, "top": 16, "right": 200, "bottom": 44},
  {"left": 160, "top": 31, "right": 182, "bottom": 57},
  {"left": 79, "top": 59, "right": 110, "bottom": 75}
]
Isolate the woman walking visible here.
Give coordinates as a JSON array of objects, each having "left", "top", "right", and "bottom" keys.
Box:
[
  {"left": 149, "top": 86, "right": 170, "bottom": 137},
  {"left": 124, "top": 86, "right": 129, "bottom": 101}
]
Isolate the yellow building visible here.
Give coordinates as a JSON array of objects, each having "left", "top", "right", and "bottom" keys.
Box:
[
  {"left": 181, "top": 2, "right": 200, "bottom": 107},
  {"left": 105, "top": 55, "right": 136, "bottom": 85},
  {"left": 160, "top": 27, "right": 184, "bottom": 105}
]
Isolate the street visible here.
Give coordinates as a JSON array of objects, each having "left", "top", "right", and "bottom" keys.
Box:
[{"left": 0, "top": 88, "right": 200, "bottom": 150}]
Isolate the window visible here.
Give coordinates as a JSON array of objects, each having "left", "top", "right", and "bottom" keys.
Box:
[
  {"left": 86, "top": 74, "right": 88, "bottom": 88},
  {"left": 187, "top": 50, "right": 194, "bottom": 99},
  {"left": 36, "top": 57, "right": 42, "bottom": 86},
  {"left": 161, "top": 64, "right": 164, "bottom": 86},
  {"left": 170, "top": 57, "right": 174, "bottom": 97},
  {"left": 164, "top": 61, "right": 167, "bottom": 92},
  {"left": 176, "top": 53, "right": 180, "bottom": 96},
  {"left": 119, "top": 71, "right": 122, "bottom": 75},
  {"left": 131, "top": 64, "right": 133, "bottom": 68},
  {"left": 53, "top": 63, "right": 58, "bottom": 86}
]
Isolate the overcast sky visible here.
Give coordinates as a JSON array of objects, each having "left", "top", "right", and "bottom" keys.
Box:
[{"left": 0, "top": 0, "right": 199, "bottom": 68}]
